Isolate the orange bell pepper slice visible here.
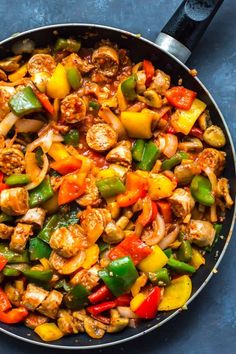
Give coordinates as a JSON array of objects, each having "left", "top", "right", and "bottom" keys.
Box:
[
  {"left": 58, "top": 171, "right": 86, "bottom": 205},
  {"left": 157, "top": 200, "right": 172, "bottom": 223},
  {"left": 165, "top": 86, "right": 197, "bottom": 110},
  {"left": 51, "top": 156, "right": 82, "bottom": 175},
  {"left": 117, "top": 172, "right": 148, "bottom": 207},
  {"left": 35, "top": 91, "right": 55, "bottom": 115},
  {"left": 143, "top": 59, "right": 155, "bottom": 86}
]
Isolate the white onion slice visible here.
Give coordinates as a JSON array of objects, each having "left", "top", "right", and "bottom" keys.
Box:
[
  {"left": 0, "top": 112, "right": 19, "bottom": 136},
  {"left": 117, "top": 307, "right": 138, "bottom": 319},
  {"left": 15, "top": 119, "right": 44, "bottom": 133},
  {"left": 26, "top": 129, "right": 54, "bottom": 153},
  {"left": 158, "top": 224, "right": 180, "bottom": 250}
]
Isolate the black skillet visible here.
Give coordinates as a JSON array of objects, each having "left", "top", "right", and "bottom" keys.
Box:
[{"left": 0, "top": 0, "right": 235, "bottom": 349}]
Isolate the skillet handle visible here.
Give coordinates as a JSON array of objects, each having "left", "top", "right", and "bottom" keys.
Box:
[{"left": 155, "top": 0, "right": 224, "bottom": 63}]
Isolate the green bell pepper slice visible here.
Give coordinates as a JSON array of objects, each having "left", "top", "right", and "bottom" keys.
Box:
[
  {"left": 89, "top": 101, "right": 100, "bottom": 111},
  {"left": 137, "top": 141, "right": 160, "bottom": 171},
  {"left": 132, "top": 139, "right": 145, "bottom": 162},
  {"left": 22, "top": 269, "right": 53, "bottom": 282},
  {"left": 121, "top": 75, "right": 137, "bottom": 101},
  {"left": 190, "top": 175, "right": 215, "bottom": 206},
  {"left": 149, "top": 268, "right": 171, "bottom": 286},
  {"left": 64, "top": 284, "right": 90, "bottom": 310},
  {"left": 5, "top": 174, "right": 31, "bottom": 186},
  {"left": 0, "top": 244, "right": 29, "bottom": 263},
  {"left": 9, "top": 86, "right": 42, "bottom": 116},
  {"left": 35, "top": 147, "right": 44, "bottom": 168},
  {"left": 163, "top": 248, "right": 172, "bottom": 258},
  {"left": 54, "top": 279, "right": 72, "bottom": 292},
  {"left": 161, "top": 151, "right": 189, "bottom": 171},
  {"left": 0, "top": 213, "right": 13, "bottom": 223},
  {"left": 168, "top": 257, "right": 195, "bottom": 274},
  {"left": 29, "top": 176, "right": 54, "bottom": 207},
  {"left": 3, "top": 263, "right": 29, "bottom": 276},
  {"left": 99, "top": 256, "right": 139, "bottom": 297},
  {"left": 64, "top": 129, "right": 80, "bottom": 146},
  {"left": 29, "top": 238, "right": 52, "bottom": 260},
  {"left": 66, "top": 67, "right": 82, "bottom": 90},
  {"left": 177, "top": 240, "right": 192, "bottom": 262},
  {"left": 38, "top": 214, "right": 60, "bottom": 243},
  {"left": 96, "top": 176, "right": 126, "bottom": 199},
  {"left": 54, "top": 38, "right": 81, "bottom": 52}
]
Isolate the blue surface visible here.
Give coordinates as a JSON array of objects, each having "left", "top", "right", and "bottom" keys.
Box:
[{"left": 0, "top": 1, "right": 235, "bottom": 353}]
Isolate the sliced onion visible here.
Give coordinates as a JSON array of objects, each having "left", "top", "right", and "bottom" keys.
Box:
[
  {"left": 204, "top": 166, "right": 217, "bottom": 193},
  {"left": 15, "top": 119, "right": 44, "bottom": 133},
  {"left": 158, "top": 135, "right": 166, "bottom": 153},
  {"left": 141, "top": 213, "right": 165, "bottom": 246},
  {"left": 117, "top": 307, "right": 138, "bottom": 319},
  {"left": 163, "top": 133, "right": 178, "bottom": 158},
  {"left": 52, "top": 133, "right": 64, "bottom": 142},
  {"left": 158, "top": 224, "right": 180, "bottom": 250},
  {"left": 25, "top": 154, "right": 49, "bottom": 190},
  {"left": 98, "top": 106, "right": 127, "bottom": 140},
  {"left": 26, "top": 128, "right": 54, "bottom": 153},
  {"left": 128, "top": 319, "right": 140, "bottom": 328},
  {"left": 0, "top": 112, "right": 19, "bottom": 136}
]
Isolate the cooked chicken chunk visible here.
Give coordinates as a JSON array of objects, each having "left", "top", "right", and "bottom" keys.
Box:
[
  {"left": 18, "top": 208, "right": 46, "bottom": 228},
  {"left": 0, "top": 187, "right": 29, "bottom": 215},
  {"left": 27, "top": 54, "right": 56, "bottom": 75},
  {"left": 4, "top": 283, "right": 22, "bottom": 307},
  {"left": 76, "top": 174, "right": 101, "bottom": 207},
  {"left": 22, "top": 284, "right": 49, "bottom": 311},
  {"left": 49, "top": 251, "right": 67, "bottom": 273},
  {"left": 197, "top": 148, "right": 226, "bottom": 176},
  {"left": 9, "top": 223, "right": 33, "bottom": 253},
  {"left": 0, "top": 223, "right": 14, "bottom": 240},
  {"left": 0, "top": 86, "right": 15, "bottom": 120},
  {"left": 92, "top": 46, "right": 119, "bottom": 77},
  {"left": 37, "top": 290, "right": 63, "bottom": 319},
  {"left": 216, "top": 178, "right": 234, "bottom": 208},
  {"left": 0, "top": 147, "right": 25, "bottom": 175},
  {"left": 187, "top": 219, "right": 216, "bottom": 247},
  {"left": 49, "top": 224, "right": 88, "bottom": 258},
  {"left": 57, "top": 309, "right": 84, "bottom": 334},
  {"left": 60, "top": 93, "right": 87, "bottom": 123},
  {"left": 169, "top": 188, "right": 195, "bottom": 219},
  {"left": 106, "top": 141, "right": 132, "bottom": 166},
  {"left": 80, "top": 207, "right": 111, "bottom": 243},
  {"left": 25, "top": 313, "right": 48, "bottom": 329},
  {"left": 70, "top": 266, "right": 100, "bottom": 290},
  {"left": 62, "top": 53, "right": 94, "bottom": 73},
  {"left": 86, "top": 123, "right": 118, "bottom": 152},
  {"left": 149, "top": 69, "right": 170, "bottom": 94}
]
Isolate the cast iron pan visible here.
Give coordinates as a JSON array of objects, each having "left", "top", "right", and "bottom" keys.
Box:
[{"left": 0, "top": 0, "right": 235, "bottom": 349}]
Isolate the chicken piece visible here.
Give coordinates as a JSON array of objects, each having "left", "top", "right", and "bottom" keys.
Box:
[
  {"left": 57, "top": 309, "right": 84, "bottom": 335},
  {"left": 60, "top": 93, "right": 87, "bottom": 123},
  {"left": 25, "top": 313, "right": 48, "bottom": 329},
  {"left": 216, "top": 178, "right": 234, "bottom": 208},
  {"left": 4, "top": 283, "right": 22, "bottom": 307},
  {"left": 169, "top": 188, "right": 195, "bottom": 219},
  {"left": 86, "top": 123, "right": 118, "bottom": 152},
  {"left": 76, "top": 174, "right": 101, "bottom": 207},
  {"left": 106, "top": 140, "right": 132, "bottom": 166},
  {"left": 0, "top": 55, "right": 22, "bottom": 72},
  {"left": 187, "top": 219, "right": 216, "bottom": 247},
  {"left": 92, "top": 46, "right": 119, "bottom": 77},
  {"left": 37, "top": 290, "right": 63, "bottom": 319},
  {"left": 27, "top": 54, "right": 56, "bottom": 75},
  {"left": 62, "top": 53, "right": 94, "bottom": 73},
  {"left": 9, "top": 223, "right": 33, "bottom": 253},
  {"left": 0, "top": 187, "right": 29, "bottom": 216},
  {"left": 18, "top": 208, "right": 46, "bottom": 228},
  {"left": 80, "top": 207, "right": 111, "bottom": 242},
  {"left": 0, "top": 147, "right": 25, "bottom": 175},
  {"left": 49, "top": 251, "right": 67, "bottom": 273},
  {"left": 70, "top": 265, "right": 100, "bottom": 290},
  {"left": 0, "top": 86, "right": 15, "bottom": 120},
  {"left": 0, "top": 223, "right": 14, "bottom": 240},
  {"left": 149, "top": 69, "right": 171, "bottom": 94},
  {"left": 50, "top": 224, "right": 87, "bottom": 259},
  {"left": 22, "top": 284, "right": 49, "bottom": 311},
  {"left": 197, "top": 148, "right": 226, "bottom": 176}
]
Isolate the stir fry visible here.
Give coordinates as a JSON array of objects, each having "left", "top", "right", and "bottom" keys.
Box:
[{"left": 0, "top": 37, "right": 233, "bottom": 342}]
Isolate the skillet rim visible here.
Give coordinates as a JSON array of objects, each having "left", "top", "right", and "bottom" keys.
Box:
[{"left": 0, "top": 22, "right": 235, "bottom": 350}]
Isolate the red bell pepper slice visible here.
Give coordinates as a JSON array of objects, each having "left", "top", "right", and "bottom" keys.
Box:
[
  {"left": 0, "top": 254, "right": 8, "bottom": 271},
  {"left": 115, "top": 294, "right": 131, "bottom": 306},
  {"left": 136, "top": 196, "right": 157, "bottom": 227},
  {"left": 58, "top": 171, "right": 86, "bottom": 205},
  {"left": 0, "top": 288, "right": 12, "bottom": 312},
  {"left": 157, "top": 200, "right": 172, "bottom": 223},
  {"left": 87, "top": 301, "right": 116, "bottom": 316},
  {"left": 0, "top": 307, "right": 28, "bottom": 324},
  {"left": 165, "top": 86, "right": 197, "bottom": 110},
  {"left": 143, "top": 60, "right": 155, "bottom": 86},
  {"left": 88, "top": 285, "right": 113, "bottom": 304},
  {"left": 51, "top": 156, "right": 82, "bottom": 175},
  {"left": 109, "top": 235, "right": 152, "bottom": 265},
  {"left": 0, "top": 172, "right": 9, "bottom": 192},
  {"left": 189, "top": 126, "right": 203, "bottom": 139},
  {"left": 166, "top": 126, "right": 176, "bottom": 134},
  {"left": 135, "top": 286, "right": 161, "bottom": 319},
  {"left": 35, "top": 91, "right": 55, "bottom": 116},
  {"left": 117, "top": 173, "right": 148, "bottom": 207}
]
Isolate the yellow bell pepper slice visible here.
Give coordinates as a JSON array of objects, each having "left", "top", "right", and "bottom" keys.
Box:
[
  {"left": 148, "top": 174, "right": 174, "bottom": 200},
  {"left": 34, "top": 323, "right": 64, "bottom": 342},
  {"left": 189, "top": 248, "right": 205, "bottom": 270},
  {"left": 8, "top": 64, "right": 28, "bottom": 82},
  {"left": 39, "top": 258, "right": 50, "bottom": 270},
  {"left": 48, "top": 142, "right": 70, "bottom": 161},
  {"left": 47, "top": 63, "right": 70, "bottom": 99},
  {"left": 171, "top": 98, "right": 206, "bottom": 135},
  {"left": 131, "top": 273, "right": 148, "bottom": 297},
  {"left": 117, "top": 83, "right": 128, "bottom": 111},
  {"left": 120, "top": 111, "right": 152, "bottom": 139},
  {"left": 138, "top": 245, "right": 168, "bottom": 273},
  {"left": 158, "top": 275, "right": 192, "bottom": 311},
  {"left": 130, "top": 293, "right": 146, "bottom": 312},
  {"left": 97, "top": 168, "right": 116, "bottom": 179},
  {"left": 82, "top": 244, "right": 99, "bottom": 269},
  {"left": 25, "top": 151, "right": 41, "bottom": 181}
]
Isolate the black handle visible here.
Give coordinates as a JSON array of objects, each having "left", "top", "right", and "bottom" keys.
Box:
[{"left": 155, "top": 0, "right": 224, "bottom": 63}]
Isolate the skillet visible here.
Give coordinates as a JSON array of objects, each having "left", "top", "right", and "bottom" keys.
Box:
[{"left": 0, "top": 0, "right": 235, "bottom": 349}]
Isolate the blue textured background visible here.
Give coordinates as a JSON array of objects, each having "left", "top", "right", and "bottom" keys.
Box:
[{"left": 0, "top": 1, "right": 235, "bottom": 353}]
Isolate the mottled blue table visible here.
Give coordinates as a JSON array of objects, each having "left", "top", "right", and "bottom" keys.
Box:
[{"left": 0, "top": 1, "right": 235, "bottom": 353}]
